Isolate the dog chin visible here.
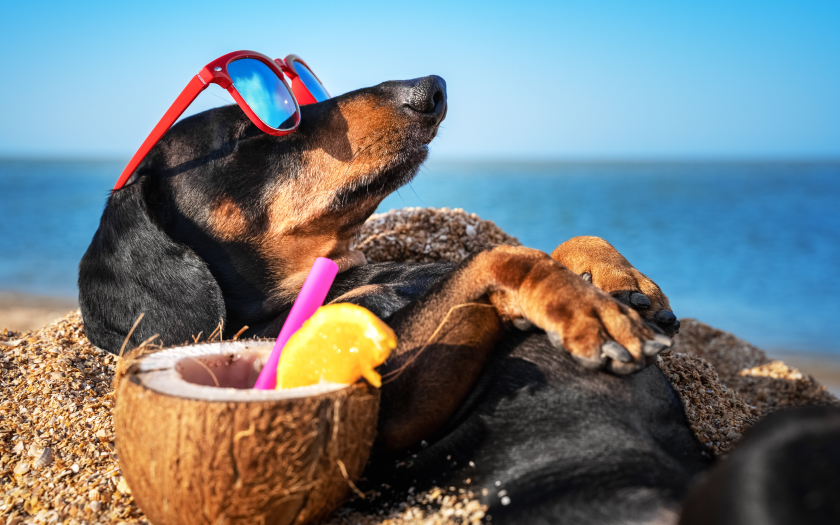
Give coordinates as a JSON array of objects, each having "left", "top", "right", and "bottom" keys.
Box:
[
  {"left": 381, "top": 144, "right": 428, "bottom": 186},
  {"left": 370, "top": 140, "right": 429, "bottom": 183},
  {"left": 330, "top": 150, "right": 426, "bottom": 211}
]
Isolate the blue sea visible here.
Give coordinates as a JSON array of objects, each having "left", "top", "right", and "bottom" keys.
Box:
[{"left": 1, "top": 159, "right": 839, "bottom": 357}]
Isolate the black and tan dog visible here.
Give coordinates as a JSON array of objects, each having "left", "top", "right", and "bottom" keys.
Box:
[{"left": 82, "top": 75, "right": 711, "bottom": 523}]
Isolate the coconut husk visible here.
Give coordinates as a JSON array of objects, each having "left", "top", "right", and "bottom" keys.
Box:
[
  {"left": 114, "top": 342, "right": 379, "bottom": 525},
  {"left": 1, "top": 206, "right": 838, "bottom": 524}
]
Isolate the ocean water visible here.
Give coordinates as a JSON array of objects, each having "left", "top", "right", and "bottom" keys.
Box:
[{"left": 1, "top": 159, "right": 839, "bottom": 356}]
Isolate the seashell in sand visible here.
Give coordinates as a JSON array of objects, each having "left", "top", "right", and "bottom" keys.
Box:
[
  {"left": 13, "top": 461, "right": 30, "bottom": 475},
  {"left": 89, "top": 488, "right": 101, "bottom": 501},
  {"left": 116, "top": 477, "right": 131, "bottom": 494},
  {"left": 28, "top": 442, "right": 44, "bottom": 457},
  {"left": 33, "top": 447, "right": 53, "bottom": 469}
]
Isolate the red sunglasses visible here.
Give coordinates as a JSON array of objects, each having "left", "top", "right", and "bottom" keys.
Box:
[{"left": 113, "top": 50, "right": 330, "bottom": 190}]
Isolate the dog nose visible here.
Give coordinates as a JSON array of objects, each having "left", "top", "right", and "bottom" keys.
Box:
[{"left": 405, "top": 75, "right": 447, "bottom": 116}]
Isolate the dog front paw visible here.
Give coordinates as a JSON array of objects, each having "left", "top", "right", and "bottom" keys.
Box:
[
  {"left": 540, "top": 285, "right": 672, "bottom": 375},
  {"left": 553, "top": 237, "right": 680, "bottom": 337},
  {"left": 486, "top": 249, "right": 672, "bottom": 375}
]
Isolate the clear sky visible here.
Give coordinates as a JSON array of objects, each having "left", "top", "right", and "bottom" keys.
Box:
[{"left": 1, "top": 0, "right": 838, "bottom": 160}]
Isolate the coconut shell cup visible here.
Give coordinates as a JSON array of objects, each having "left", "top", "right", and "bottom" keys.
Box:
[{"left": 114, "top": 341, "right": 380, "bottom": 525}]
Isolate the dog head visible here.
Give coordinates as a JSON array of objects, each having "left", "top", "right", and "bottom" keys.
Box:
[{"left": 79, "top": 75, "right": 447, "bottom": 352}]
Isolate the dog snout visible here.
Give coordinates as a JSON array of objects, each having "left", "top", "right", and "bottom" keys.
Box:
[{"left": 404, "top": 75, "right": 447, "bottom": 120}]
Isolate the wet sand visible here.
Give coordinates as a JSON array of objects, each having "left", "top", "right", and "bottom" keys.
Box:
[
  {"left": 768, "top": 351, "right": 840, "bottom": 397},
  {"left": 0, "top": 292, "right": 78, "bottom": 332}
]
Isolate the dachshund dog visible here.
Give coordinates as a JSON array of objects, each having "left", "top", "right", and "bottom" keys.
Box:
[{"left": 81, "top": 75, "right": 710, "bottom": 523}]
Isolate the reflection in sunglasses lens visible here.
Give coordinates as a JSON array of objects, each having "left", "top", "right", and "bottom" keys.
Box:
[
  {"left": 291, "top": 61, "right": 330, "bottom": 102},
  {"left": 227, "top": 58, "right": 296, "bottom": 130}
]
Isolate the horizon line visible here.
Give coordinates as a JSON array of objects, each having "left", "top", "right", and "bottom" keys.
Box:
[{"left": 1, "top": 155, "right": 840, "bottom": 165}]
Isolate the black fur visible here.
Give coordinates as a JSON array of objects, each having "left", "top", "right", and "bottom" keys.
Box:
[
  {"left": 79, "top": 182, "right": 225, "bottom": 351},
  {"left": 680, "top": 405, "right": 840, "bottom": 525},
  {"left": 361, "top": 330, "right": 712, "bottom": 524}
]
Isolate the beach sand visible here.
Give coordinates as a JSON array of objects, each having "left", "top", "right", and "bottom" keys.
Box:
[
  {"left": 1, "top": 207, "right": 837, "bottom": 524},
  {"left": 766, "top": 351, "right": 840, "bottom": 397},
  {"left": 0, "top": 292, "right": 78, "bottom": 333}
]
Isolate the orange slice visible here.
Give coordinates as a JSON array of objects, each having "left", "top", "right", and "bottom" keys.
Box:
[{"left": 275, "top": 303, "right": 397, "bottom": 389}]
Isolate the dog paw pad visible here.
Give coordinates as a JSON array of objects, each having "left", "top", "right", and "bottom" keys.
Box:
[{"left": 630, "top": 292, "right": 651, "bottom": 309}]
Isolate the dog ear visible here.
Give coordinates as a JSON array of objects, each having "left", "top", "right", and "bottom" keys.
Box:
[{"left": 79, "top": 181, "right": 226, "bottom": 353}]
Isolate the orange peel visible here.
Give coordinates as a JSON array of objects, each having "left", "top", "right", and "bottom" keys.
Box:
[{"left": 276, "top": 303, "right": 396, "bottom": 389}]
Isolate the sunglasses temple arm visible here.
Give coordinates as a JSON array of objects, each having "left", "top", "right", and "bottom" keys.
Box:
[{"left": 113, "top": 75, "right": 209, "bottom": 190}]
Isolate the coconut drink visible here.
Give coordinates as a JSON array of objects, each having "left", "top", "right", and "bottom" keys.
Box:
[{"left": 115, "top": 301, "right": 396, "bottom": 525}]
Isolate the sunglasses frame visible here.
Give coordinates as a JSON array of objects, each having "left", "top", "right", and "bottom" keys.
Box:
[
  {"left": 113, "top": 50, "right": 325, "bottom": 190},
  {"left": 280, "top": 53, "right": 331, "bottom": 106}
]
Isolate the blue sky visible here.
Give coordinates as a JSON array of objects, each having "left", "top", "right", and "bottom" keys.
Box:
[{"left": 1, "top": 0, "right": 838, "bottom": 160}]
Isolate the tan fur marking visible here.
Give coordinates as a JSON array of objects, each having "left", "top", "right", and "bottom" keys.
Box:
[
  {"left": 245, "top": 94, "right": 419, "bottom": 301},
  {"left": 380, "top": 303, "right": 502, "bottom": 449},
  {"left": 208, "top": 197, "right": 250, "bottom": 242},
  {"left": 330, "top": 284, "right": 389, "bottom": 304},
  {"left": 332, "top": 250, "right": 368, "bottom": 273},
  {"left": 256, "top": 205, "right": 377, "bottom": 301}
]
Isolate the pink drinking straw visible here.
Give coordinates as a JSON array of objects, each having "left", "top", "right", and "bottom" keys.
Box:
[{"left": 253, "top": 257, "right": 339, "bottom": 390}]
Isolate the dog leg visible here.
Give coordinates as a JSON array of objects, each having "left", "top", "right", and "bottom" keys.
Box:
[
  {"left": 377, "top": 245, "right": 666, "bottom": 449},
  {"left": 551, "top": 236, "right": 680, "bottom": 335}
]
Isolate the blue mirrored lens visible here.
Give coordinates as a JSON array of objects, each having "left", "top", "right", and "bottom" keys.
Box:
[
  {"left": 227, "top": 58, "right": 296, "bottom": 130},
  {"left": 292, "top": 60, "right": 330, "bottom": 102}
]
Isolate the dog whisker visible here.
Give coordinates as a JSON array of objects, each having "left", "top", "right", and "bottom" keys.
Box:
[
  {"left": 407, "top": 181, "right": 425, "bottom": 207},
  {"left": 395, "top": 188, "right": 408, "bottom": 207}
]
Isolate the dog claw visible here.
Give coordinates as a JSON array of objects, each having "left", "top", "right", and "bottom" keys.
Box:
[
  {"left": 512, "top": 318, "right": 535, "bottom": 331},
  {"left": 607, "top": 359, "right": 644, "bottom": 375},
  {"left": 573, "top": 353, "right": 607, "bottom": 370},
  {"left": 547, "top": 331, "right": 565, "bottom": 350},
  {"left": 601, "top": 341, "right": 632, "bottom": 363},
  {"left": 642, "top": 335, "right": 673, "bottom": 356},
  {"left": 654, "top": 333, "right": 672, "bottom": 346},
  {"left": 580, "top": 272, "right": 592, "bottom": 283},
  {"left": 630, "top": 293, "right": 651, "bottom": 309}
]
